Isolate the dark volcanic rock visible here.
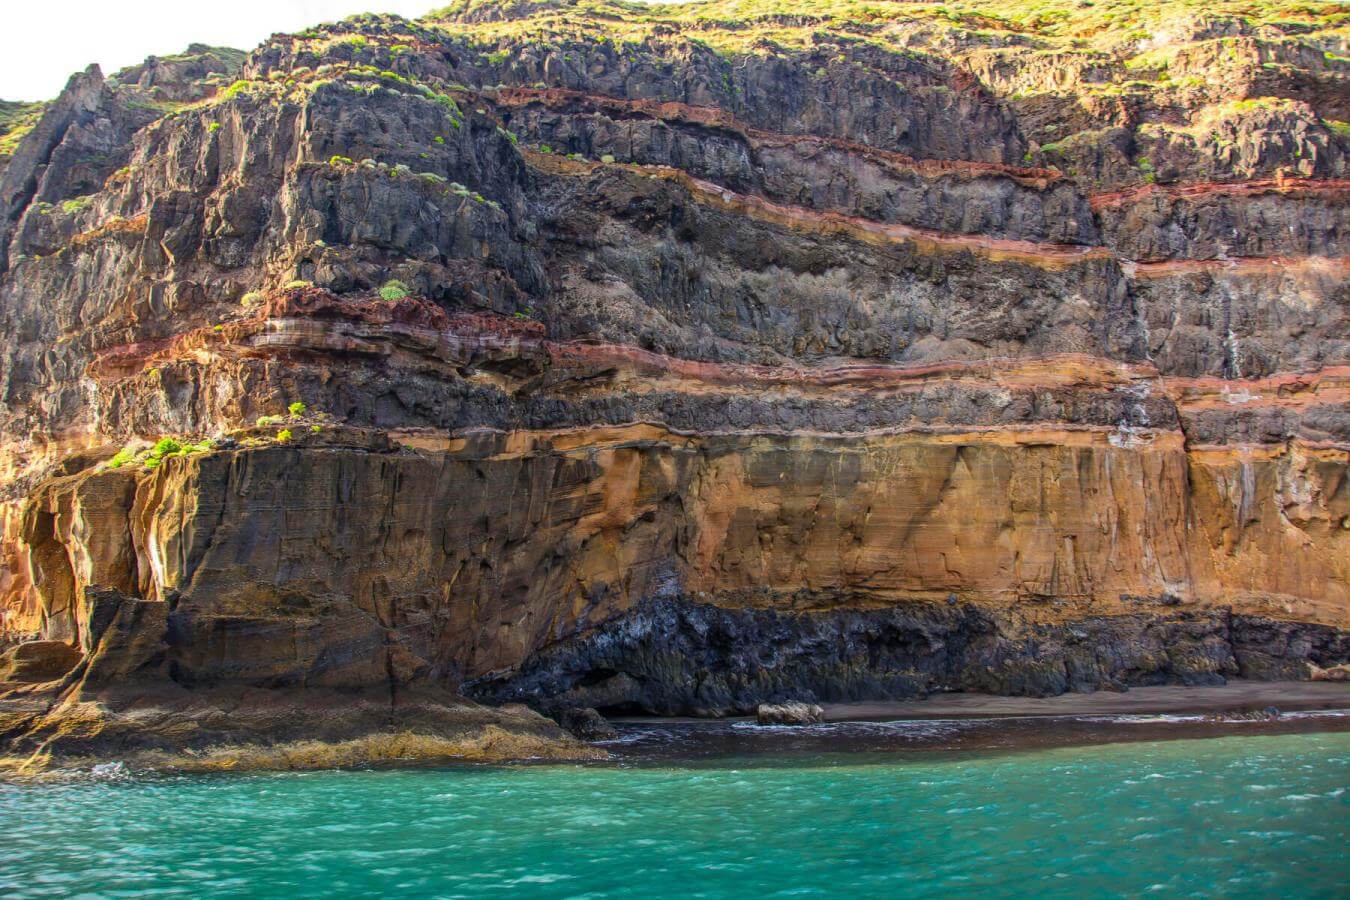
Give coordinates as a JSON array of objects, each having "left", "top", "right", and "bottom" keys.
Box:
[{"left": 466, "top": 599, "right": 1349, "bottom": 716}]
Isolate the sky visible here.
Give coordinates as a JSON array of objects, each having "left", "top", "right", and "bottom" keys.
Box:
[{"left": 1, "top": 1, "right": 444, "bottom": 102}]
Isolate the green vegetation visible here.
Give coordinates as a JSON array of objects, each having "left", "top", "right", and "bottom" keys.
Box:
[
  {"left": 144, "top": 438, "right": 184, "bottom": 469},
  {"left": 106, "top": 446, "right": 140, "bottom": 469},
  {"left": 288, "top": 402, "right": 307, "bottom": 416},
  {"left": 107, "top": 436, "right": 214, "bottom": 471},
  {"left": 420, "top": 0, "right": 1344, "bottom": 109},
  {"left": 220, "top": 79, "right": 254, "bottom": 101},
  {"left": 429, "top": 0, "right": 1344, "bottom": 54},
  {"left": 329, "top": 154, "right": 354, "bottom": 165},
  {"left": 277, "top": 429, "right": 293, "bottom": 443},
  {"left": 0, "top": 99, "right": 44, "bottom": 162},
  {"left": 379, "top": 279, "right": 411, "bottom": 301},
  {"left": 207, "top": 121, "right": 221, "bottom": 132},
  {"left": 256, "top": 415, "right": 284, "bottom": 427},
  {"left": 283, "top": 279, "right": 313, "bottom": 289},
  {"left": 241, "top": 291, "right": 264, "bottom": 308}
]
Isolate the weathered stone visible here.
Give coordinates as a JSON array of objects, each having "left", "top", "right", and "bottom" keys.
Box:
[
  {"left": 756, "top": 702, "right": 825, "bottom": 726},
  {"left": 0, "top": 640, "right": 81, "bottom": 683},
  {"left": 1308, "top": 662, "right": 1350, "bottom": 682},
  {"left": 549, "top": 706, "right": 618, "bottom": 742}
]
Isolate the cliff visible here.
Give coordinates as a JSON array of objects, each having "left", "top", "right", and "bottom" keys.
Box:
[{"left": 0, "top": 0, "right": 1347, "bottom": 770}]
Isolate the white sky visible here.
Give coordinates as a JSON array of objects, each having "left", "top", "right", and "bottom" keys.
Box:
[{"left": 1, "top": 1, "right": 443, "bottom": 102}]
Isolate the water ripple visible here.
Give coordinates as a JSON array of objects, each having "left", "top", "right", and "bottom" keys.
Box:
[{"left": 0, "top": 733, "right": 1346, "bottom": 898}]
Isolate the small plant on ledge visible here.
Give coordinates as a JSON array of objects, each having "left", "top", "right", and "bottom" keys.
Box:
[{"left": 379, "top": 279, "right": 410, "bottom": 301}]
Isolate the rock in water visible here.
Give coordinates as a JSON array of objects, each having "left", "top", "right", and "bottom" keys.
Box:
[
  {"left": 550, "top": 707, "right": 618, "bottom": 742},
  {"left": 757, "top": 703, "right": 826, "bottom": 726},
  {"left": 1203, "top": 707, "right": 1282, "bottom": 723}
]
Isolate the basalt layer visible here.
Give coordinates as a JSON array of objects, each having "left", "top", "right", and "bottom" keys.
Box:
[{"left": 0, "top": 1, "right": 1347, "bottom": 766}]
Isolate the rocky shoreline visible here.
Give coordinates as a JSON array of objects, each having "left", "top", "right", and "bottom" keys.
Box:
[
  {"left": 466, "top": 599, "right": 1349, "bottom": 716},
  {"left": 0, "top": 683, "right": 602, "bottom": 779}
]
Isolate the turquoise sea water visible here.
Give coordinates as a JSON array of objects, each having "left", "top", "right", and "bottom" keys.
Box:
[{"left": 2, "top": 732, "right": 1347, "bottom": 899}]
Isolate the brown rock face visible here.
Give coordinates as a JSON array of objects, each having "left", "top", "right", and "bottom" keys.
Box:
[{"left": 0, "top": 1, "right": 1346, "bottom": 761}]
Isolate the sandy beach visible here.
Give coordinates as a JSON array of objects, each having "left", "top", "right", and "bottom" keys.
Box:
[
  {"left": 610, "top": 680, "right": 1350, "bottom": 726},
  {"left": 822, "top": 680, "right": 1350, "bottom": 721}
]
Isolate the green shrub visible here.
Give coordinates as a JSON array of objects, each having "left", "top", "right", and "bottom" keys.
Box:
[
  {"left": 142, "top": 437, "right": 184, "bottom": 469},
  {"left": 151, "top": 437, "right": 183, "bottom": 457},
  {"left": 241, "top": 291, "right": 264, "bottom": 308},
  {"left": 277, "top": 429, "right": 293, "bottom": 443},
  {"left": 329, "top": 154, "right": 353, "bottom": 165},
  {"left": 107, "top": 446, "right": 139, "bottom": 469},
  {"left": 221, "top": 79, "right": 252, "bottom": 100},
  {"left": 288, "top": 401, "right": 306, "bottom": 416},
  {"left": 379, "top": 279, "right": 410, "bottom": 301},
  {"left": 256, "top": 415, "right": 283, "bottom": 427},
  {"left": 207, "top": 121, "right": 221, "bottom": 132},
  {"left": 283, "top": 279, "right": 312, "bottom": 289}
]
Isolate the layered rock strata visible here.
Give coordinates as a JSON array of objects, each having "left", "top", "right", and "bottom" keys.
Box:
[{"left": 0, "top": 0, "right": 1346, "bottom": 766}]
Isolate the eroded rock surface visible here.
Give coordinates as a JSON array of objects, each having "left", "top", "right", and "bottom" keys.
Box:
[{"left": 0, "top": 0, "right": 1346, "bottom": 768}]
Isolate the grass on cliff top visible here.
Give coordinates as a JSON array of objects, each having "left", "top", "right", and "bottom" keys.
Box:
[
  {"left": 0, "top": 100, "right": 45, "bottom": 160},
  {"left": 426, "top": 0, "right": 1348, "bottom": 55}
]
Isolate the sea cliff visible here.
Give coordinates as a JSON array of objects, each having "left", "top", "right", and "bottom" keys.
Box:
[{"left": 0, "top": 0, "right": 1346, "bottom": 771}]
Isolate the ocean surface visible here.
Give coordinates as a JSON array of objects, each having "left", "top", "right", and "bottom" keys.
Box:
[{"left": 2, "top": 730, "right": 1347, "bottom": 898}]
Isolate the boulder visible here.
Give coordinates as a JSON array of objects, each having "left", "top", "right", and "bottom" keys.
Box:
[
  {"left": 548, "top": 706, "right": 618, "bottom": 742},
  {"left": 1309, "top": 662, "right": 1350, "bottom": 682},
  {"left": 0, "top": 640, "right": 81, "bottom": 682},
  {"left": 756, "top": 702, "right": 825, "bottom": 726}
]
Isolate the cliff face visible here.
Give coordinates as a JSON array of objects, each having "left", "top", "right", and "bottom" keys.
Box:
[{"left": 0, "top": 0, "right": 1347, "bottom": 763}]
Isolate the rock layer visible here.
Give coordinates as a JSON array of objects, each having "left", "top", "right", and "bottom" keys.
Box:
[{"left": 0, "top": 0, "right": 1346, "bottom": 766}]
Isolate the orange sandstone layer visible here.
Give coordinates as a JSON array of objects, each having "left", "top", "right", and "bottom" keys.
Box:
[{"left": 8, "top": 424, "right": 1346, "bottom": 677}]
